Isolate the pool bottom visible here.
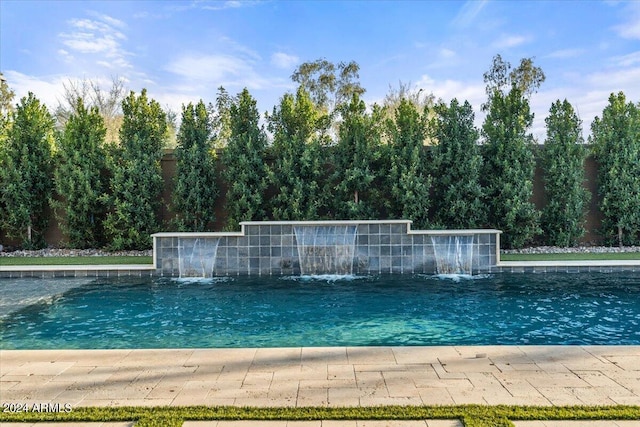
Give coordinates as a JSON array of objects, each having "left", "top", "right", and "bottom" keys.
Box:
[{"left": 1, "top": 272, "right": 639, "bottom": 349}]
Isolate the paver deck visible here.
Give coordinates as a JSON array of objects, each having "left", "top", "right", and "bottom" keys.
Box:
[
  {"left": 2, "top": 346, "right": 639, "bottom": 426},
  {"left": 1, "top": 346, "right": 639, "bottom": 408}
]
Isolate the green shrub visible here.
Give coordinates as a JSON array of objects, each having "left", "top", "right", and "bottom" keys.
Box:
[
  {"left": 541, "top": 99, "right": 590, "bottom": 246},
  {"left": 591, "top": 92, "right": 640, "bottom": 246},
  {"left": 430, "top": 98, "right": 485, "bottom": 229},
  {"left": 103, "top": 89, "right": 167, "bottom": 250},
  {"left": 221, "top": 88, "right": 268, "bottom": 230},
  {"left": 54, "top": 98, "right": 108, "bottom": 248},
  {"left": 0, "top": 92, "right": 55, "bottom": 249},
  {"left": 172, "top": 100, "right": 218, "bottom": 231}
]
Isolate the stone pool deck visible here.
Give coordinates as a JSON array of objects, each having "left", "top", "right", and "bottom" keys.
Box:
[
  {"left": 1, "top": 346, "right": 639, "bottom": 408},
  {"left": 2, "top": 347, "right": 640, "bottom": 426}
]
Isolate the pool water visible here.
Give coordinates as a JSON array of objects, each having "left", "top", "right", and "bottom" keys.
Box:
[{"left": 1, "top": 273, "right": 639, "bottom": 349}]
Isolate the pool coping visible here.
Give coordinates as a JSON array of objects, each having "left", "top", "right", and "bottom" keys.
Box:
[
  {"left": 0, "top": 264, "right": 156, "bottom": 278},
  {"left": 2, "top": 259, "right": 640, "bottom": 277}
]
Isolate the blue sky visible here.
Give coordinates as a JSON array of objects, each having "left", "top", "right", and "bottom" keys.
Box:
[{"left": 2, "top": 0, "right": 639, "bottom": 140}]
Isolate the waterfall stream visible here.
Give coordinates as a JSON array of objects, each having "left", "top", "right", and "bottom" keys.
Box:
[{"left": 294, "top": 225, "right": 357, "bottom": 275}]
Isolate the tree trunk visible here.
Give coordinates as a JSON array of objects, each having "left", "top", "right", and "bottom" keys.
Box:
[
  {"left": 354, "top": 190, "right": 359, "bottom": 204},
  {"left": 618, "top": 225, "right": 623, "bottom": 248}
]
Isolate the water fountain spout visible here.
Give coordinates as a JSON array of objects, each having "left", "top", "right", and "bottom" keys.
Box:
[
  {"left": 178, "top": 237, "right": 219, "bottom": 278},
  {"left": 294, "top": 225, "right": 357, "bottom": 275},
  {"left": 431, "top": 235, "right": 474, "bottom": 275}
]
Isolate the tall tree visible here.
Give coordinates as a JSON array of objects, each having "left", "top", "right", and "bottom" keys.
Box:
[
  {"left": 541, "top": 99, "right": 590, "bottom": 247},
  {"left": 0, "top": 74, "right": 15, "bottom": 245},
  {"left": 0, "top": 73, "right": 15, "bottom": 119},
  {"left": 267, "top": 87, "right": 327, "bottom": 220},
  {"left": 172, "top": 100, "right": 218, "bottom": 231},
  {"left": 221, "top": 88, "right": 268, "bottom": 230},
  {"left": 381, "top": 82, "right": 434, "bottom": 144},
  {"left": 387, "top": 99, "right": 431, "bottom": 228},
  {"left": 482, "top": 55, "right": 543, "bottom": 248},
  {"left": 591, "top": 92, "right": 640, "bottom": 246},
  {"left": 210, "top": 86, "right": 235, "bottom": 149},
  {"left": 0, "top": 93, "right": 55, "bottom": 248},
  {"left": 0, "top": 73, "right": 15, "bottom": 154},
  {"left": 430, "top": 98, "right": 485, "bottom": 229},
  {"left": 333, "top": 93, "right": 383, "bottom": 219},
  {"left": 103, "top": 89, "right": 167, "bottom": 250},
  {"left": 291, "top": 59, "right": 365, "bottom": 113},
  {"left": 54, "top": 98, "right": 108, "bottom": 248},
  {"left": 54, "top": 77, "right": 126, "bottom": 145}
]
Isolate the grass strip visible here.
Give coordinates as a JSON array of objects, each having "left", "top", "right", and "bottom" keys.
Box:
[
  {"left": 0, "top": 255, "right": 153, "bottom": 266},
  {"left": 1, "top": 405, "right": 639, "bottom": 427},
  {"left": 500, "top": 252, "right": 640, "bottom": 261}
]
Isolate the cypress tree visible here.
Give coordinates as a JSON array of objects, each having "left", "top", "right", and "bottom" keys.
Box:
[
  {"left": 172, "top": 100, "right": 218, "bottom": 231},
  {"left": 333, "top": 93, "right": 382, "bottom": 219},
  {"left": 591, "top": 92, "right": 640, "bottom": 246},
  {"left": 221, "top": 88, "right": 268, "bottom": 230},
  {"left": 267, "top": 87, "right": 326, "bottom": 220},
  {"left": 430, "top": 98, "right": 485, "bottom": 229},
  {"left": 541, "top": 99, "right": 590, "bottom": 246},
  {"left": 0, "top": 93, "right": 54, "bottom": 249},
  {"left": 481, "top": 55, "right": 544, "bottom": 248},
  {"left": 387, "top": 99, "right": 431, "bottom": 228},
  {"left": 103, "top": 89, "right": 167, "bottom": 250},
  {"left": 54, "top": 98, "right": 107, "bottom": 248}
]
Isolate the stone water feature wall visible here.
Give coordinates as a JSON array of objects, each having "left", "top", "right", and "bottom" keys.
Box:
[{"left": 152, "top": 220, "right": 502, "bottom": 277}]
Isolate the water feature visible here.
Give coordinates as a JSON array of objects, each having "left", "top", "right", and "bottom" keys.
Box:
[
  {"left": 152, "top": 221, "right": 501, "bottom": 276},
  {"left": 431, "top": 235, "right": 474, "bottom": 275},
  {"left": 177, "top": 237, "right": 219, "bottom": 278},
  {"left": 294, "top": 225, "right": 357, "bottom": 275}
]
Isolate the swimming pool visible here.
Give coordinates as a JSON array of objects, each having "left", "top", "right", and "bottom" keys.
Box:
[{"left": 1, "top": 272, "right": 639, "bottom": 349}]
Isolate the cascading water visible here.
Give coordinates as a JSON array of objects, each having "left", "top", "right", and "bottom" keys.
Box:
[
  {"left": 294, "top": 225, "right": 357, "bottom": 275},
  {"left": 177, "top": 237, "right": 219, "bottom": 278},
  {"left": 430, "top": 235, "right": 474, "bottom": 275}
]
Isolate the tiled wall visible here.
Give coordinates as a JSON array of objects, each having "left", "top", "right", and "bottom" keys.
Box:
[{"left": 152, "top": 221, "right": 502, "bottom": 277}]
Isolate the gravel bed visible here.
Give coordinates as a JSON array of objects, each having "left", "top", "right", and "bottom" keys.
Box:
[
  {"left": 0, "top": 248, "right": 152, "bottom": 257},
  {"left": 502, "top": 246, "right": 640, "bottom": 254}
]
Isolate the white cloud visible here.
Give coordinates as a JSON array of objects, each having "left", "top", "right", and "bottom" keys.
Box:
[
  {"left": 415, "top": 74, "right": 485, "bottom": 108},
  {"left": 410, "top": 65, "right": 640, "bottom": 144},
  {"left": 165, "top": 52, "right": 293, "bottom": 93},
  {"left": 546, "top": 48, "right": 585, "bottom": 59},
  {"left": 491, "top": 34, "right": 530, "bottom": 49},
  {"left": 271, "top": 52, "right": 299, "bottom": 70},
  {"left": 3, "top": 71, "right": 66, "bottom": 110},
  {"left": 88, "top": 12, "right": 126, "bottom": 29},
  {"left": 439, "top": 48, "right": 456, "bottom": 59},
  {"left": 198, "top": 1, "right": 260, "bottom": 11},
  {"left": 451, "top": 0, "right": 488, "bottom": 28},
  {"left": 59, "top": 13, "right": 132, "bottom": 69},
  {"left": 610, "top": 51, "right": 640, "bottom": 67},
  {"left": 166, "top": 54, "right": 254, "bottom": 82},
  {"left": 613, "top": 3, "right": 640, "bottom": 39}
]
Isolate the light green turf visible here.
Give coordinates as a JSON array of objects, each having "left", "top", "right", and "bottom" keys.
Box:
[
  {"left": 1, "top": 405, "right": 639, "bottom": 427},
  {"left": 500, "top": 252, "right": 640, "bottom": 261},
  {"left": 0, "top": 256, "right": 153, "bottom": 266}
]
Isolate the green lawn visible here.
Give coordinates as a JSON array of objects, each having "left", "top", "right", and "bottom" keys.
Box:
[
  {"left": 500, "top": 252, "right": 640, "bottom": 261},
  {"left": 0, "top": 256, "right": 153, "bottom": 266},
  {"left": 1, "top": 405, "right": 639, "bottom": 427}
]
